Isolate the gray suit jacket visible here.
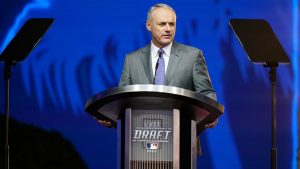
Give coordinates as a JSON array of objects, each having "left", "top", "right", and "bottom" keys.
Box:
[{"left": 119, "top": 41, "right": 216, "bottom": 100}]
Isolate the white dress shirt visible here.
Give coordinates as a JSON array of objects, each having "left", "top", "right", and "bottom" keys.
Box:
[{"left": 151, "top": 41, "right": 172, "bottom": 76}]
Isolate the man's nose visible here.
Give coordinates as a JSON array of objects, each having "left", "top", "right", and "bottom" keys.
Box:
[{"left": 165, "top": 24, "right": 171, "bottom": 31}]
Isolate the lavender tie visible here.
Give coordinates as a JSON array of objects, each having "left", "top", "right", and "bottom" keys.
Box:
[{"left": 154, "top": 49, "right": 165, "bottom": 85}]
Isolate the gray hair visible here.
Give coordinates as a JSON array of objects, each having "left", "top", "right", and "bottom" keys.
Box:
[{"left": 147, "top": 3, "right": 176, "bottom": 21}]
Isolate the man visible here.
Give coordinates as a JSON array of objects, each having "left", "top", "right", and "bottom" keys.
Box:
[{"left": 100, "top": 3, "right": 218, "bottom": 128}]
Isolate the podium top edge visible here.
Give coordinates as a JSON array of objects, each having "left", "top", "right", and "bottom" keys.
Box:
[{"left": 85, "top": 85, "right": 224, "bottom": 114}]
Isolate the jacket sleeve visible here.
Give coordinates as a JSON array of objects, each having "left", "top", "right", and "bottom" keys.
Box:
[
  {"left": 119, "top": 55, "right": 132, "bottom": 86},
  {"left": 192, "top": 50, "right": 217, "bottom": 100}
]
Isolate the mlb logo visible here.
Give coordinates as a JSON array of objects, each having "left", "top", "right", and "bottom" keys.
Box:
[{"left": 146, "top": 142, "right": 159, "bottom": 150}]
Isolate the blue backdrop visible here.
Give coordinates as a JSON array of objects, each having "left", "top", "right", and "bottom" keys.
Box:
[{"left": 0, "top": 0, "right": 299, "bottom": 169}]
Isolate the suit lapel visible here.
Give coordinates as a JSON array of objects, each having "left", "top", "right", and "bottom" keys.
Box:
[
  {"left": 140, "top": 44, "right": 153, "bottom": 84},
  {"left": 166, "top": 42, "right": 182, "bottom": 85}
]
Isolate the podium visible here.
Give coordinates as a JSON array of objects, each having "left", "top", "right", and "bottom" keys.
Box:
[{"left": 85, "top": 85, "right": 224, "bottom": 169}]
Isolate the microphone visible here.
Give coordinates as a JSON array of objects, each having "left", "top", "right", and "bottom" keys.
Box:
[{"left": 153, "top": 60, "right": 159, "bottom": 84}]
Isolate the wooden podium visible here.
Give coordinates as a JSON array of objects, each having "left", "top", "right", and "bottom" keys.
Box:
[{"left": 85, "top": 85, "right": 224, "bottom": 169}]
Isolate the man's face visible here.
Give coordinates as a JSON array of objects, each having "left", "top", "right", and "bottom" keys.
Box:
[{"left": 146, "top": 7, "right": 176, "bottom": 48}]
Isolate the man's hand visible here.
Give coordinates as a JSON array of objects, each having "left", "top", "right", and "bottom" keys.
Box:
[
  {"left": 96, "top": 119, "right": 112, "bottom": 127},
  {"left": 204, "top": 119, "right": 218, "bottom": 128}
]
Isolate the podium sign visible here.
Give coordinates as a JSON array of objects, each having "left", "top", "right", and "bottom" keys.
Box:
[
  {"left": 126, "top": 109, "right": 177, "bottom": 169},
  {"left": 85, "top": 85, "right": 224, "bottom": 169}
]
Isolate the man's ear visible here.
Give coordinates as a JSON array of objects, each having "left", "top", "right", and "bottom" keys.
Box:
[{"left": 146, "top": 21, "right": 151, "bottom": 32}]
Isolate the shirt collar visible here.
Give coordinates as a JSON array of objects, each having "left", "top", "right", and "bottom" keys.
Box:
[{"left": 151, "top": 41, "right": 173, "bottom": 57}]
